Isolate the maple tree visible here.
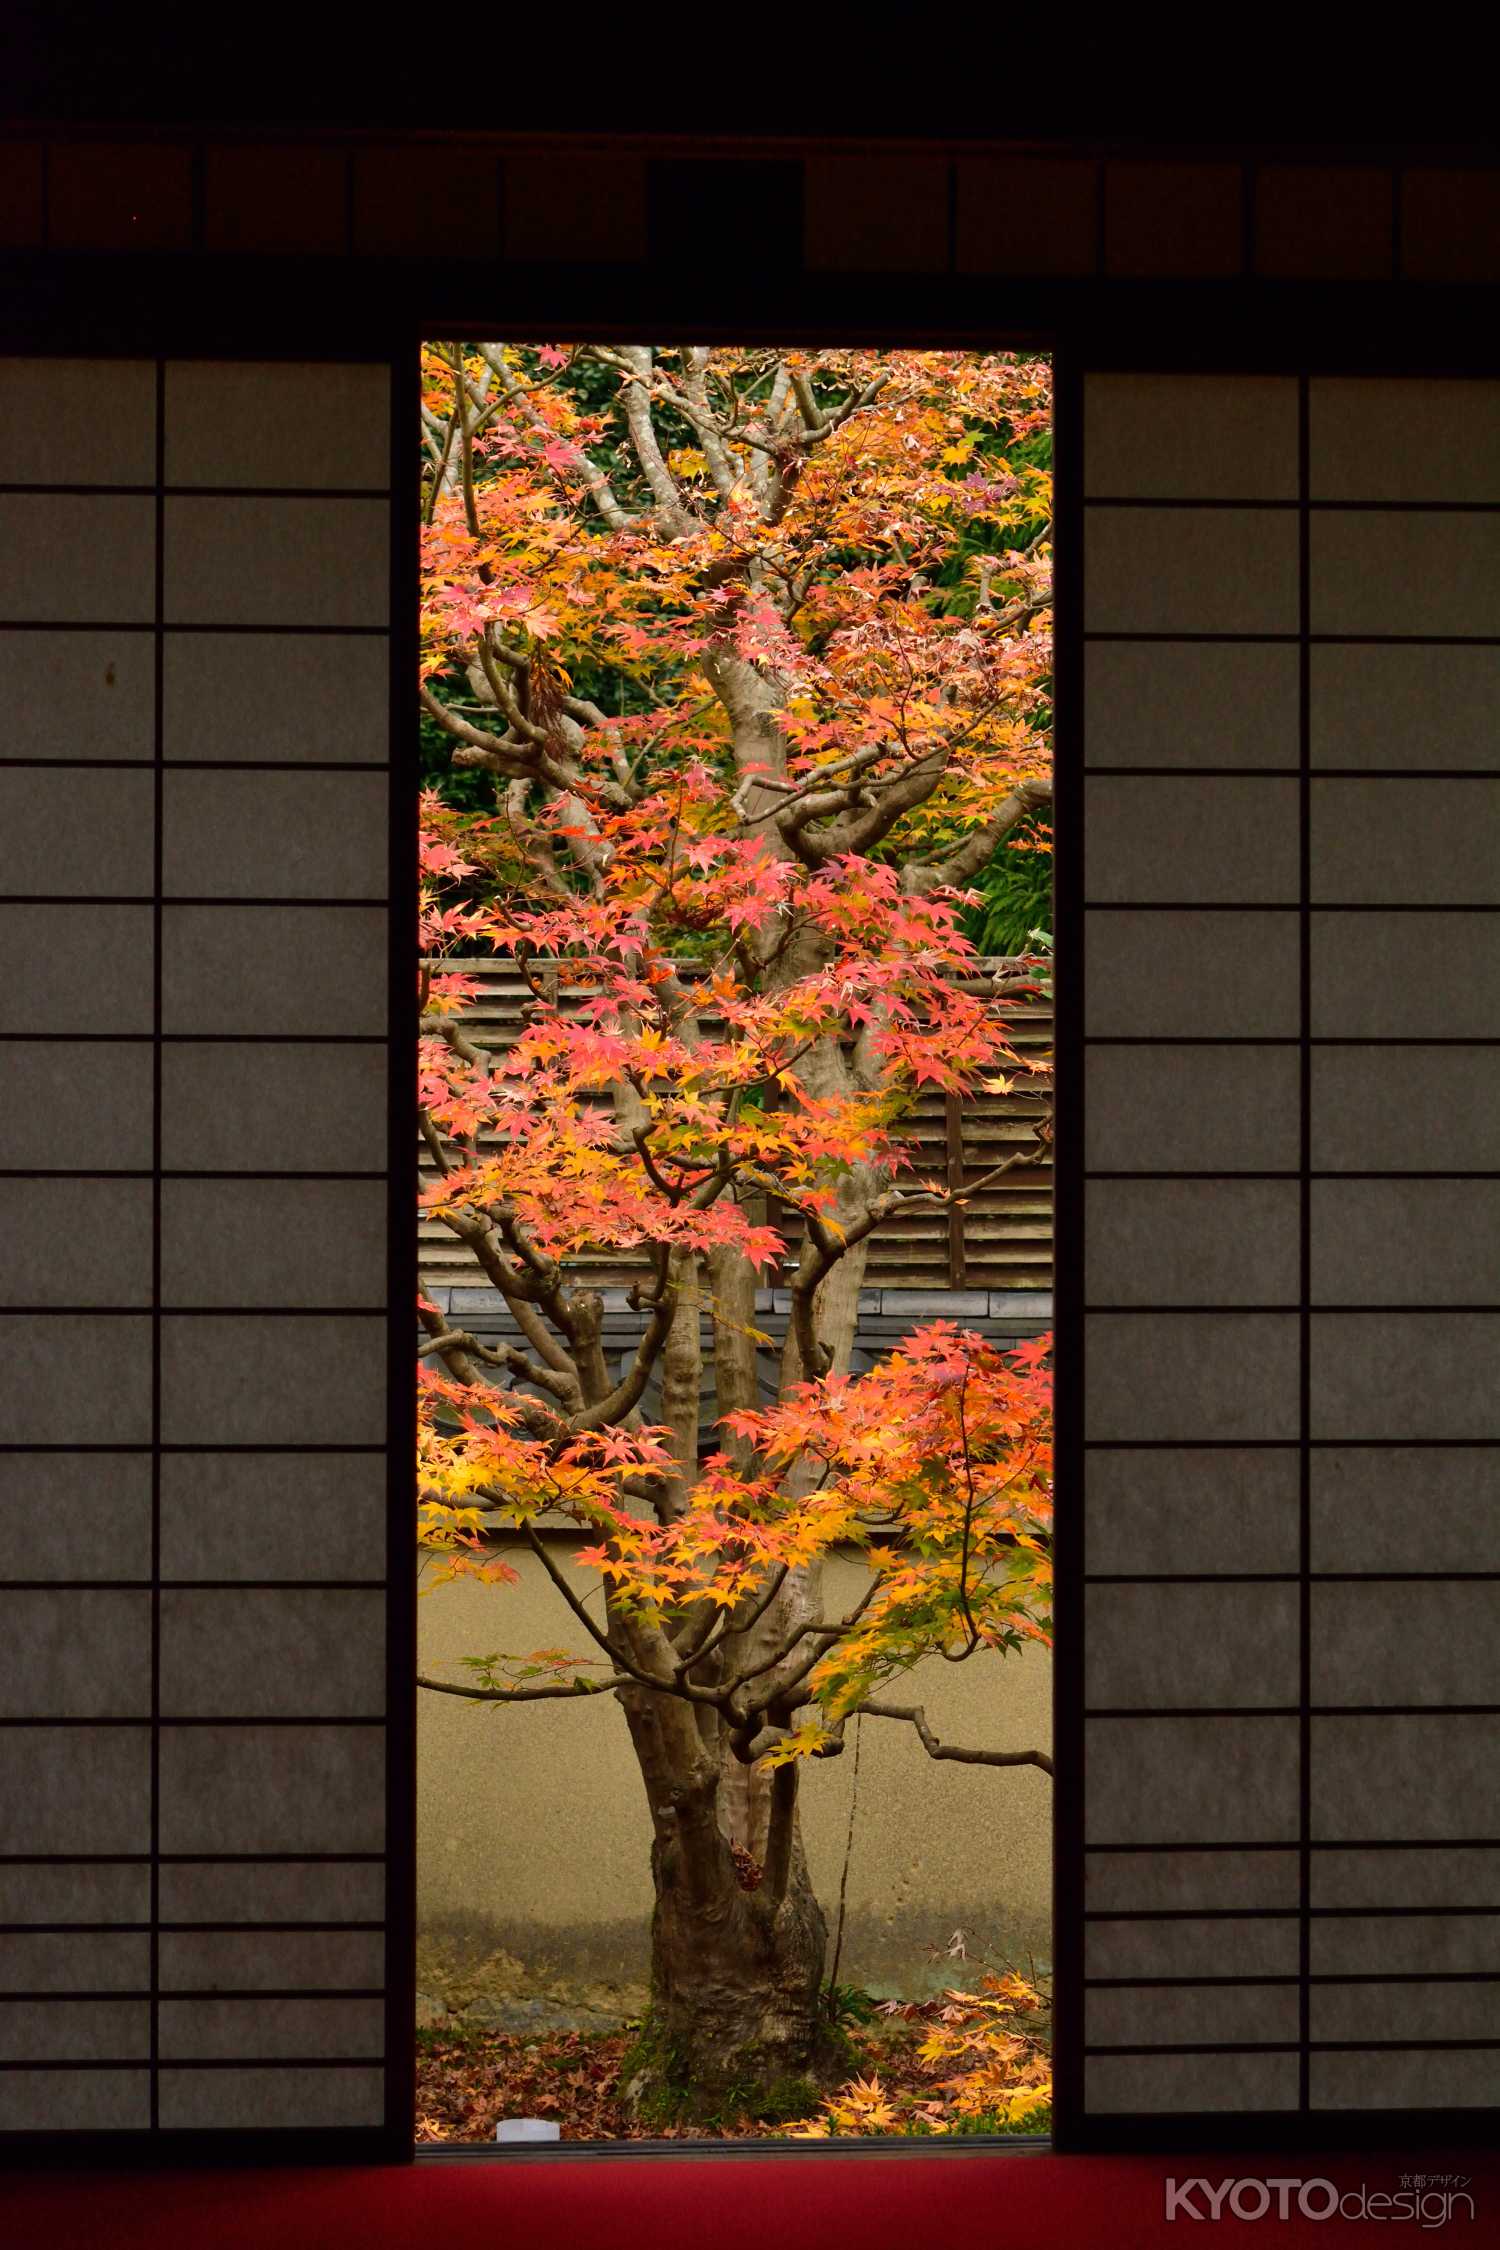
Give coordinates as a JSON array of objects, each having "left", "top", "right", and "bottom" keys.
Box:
[{"left": 415, "top": 341, "right": 1054, "bottom": 2123}]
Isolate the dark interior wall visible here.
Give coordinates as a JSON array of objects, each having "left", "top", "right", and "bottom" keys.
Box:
[
  {"left": 0, "top": 123, "right": 1497, "bottom": 2163},
  {"left": 1, "top": 129, "right": 1498, "bottom": 291},
  {"left": 3, "top": 129, "right": 1497, "bottom": 383}
]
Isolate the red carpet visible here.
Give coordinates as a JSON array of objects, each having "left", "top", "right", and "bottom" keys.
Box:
[{"left": 3, "top": 2148, "right": 1496, "bottom": 2250}]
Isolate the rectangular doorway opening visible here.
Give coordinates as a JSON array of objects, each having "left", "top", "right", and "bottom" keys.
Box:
[{"left": 413, "top": 340, "right": 1055, "bottom": 2149}]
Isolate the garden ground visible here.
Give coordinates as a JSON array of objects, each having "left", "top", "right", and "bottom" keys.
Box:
[{"left": 416, "top": 1983, "right": 1052, "bottom": 2143}]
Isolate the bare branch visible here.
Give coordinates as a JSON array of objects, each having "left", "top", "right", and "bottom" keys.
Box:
[
  {"left": 415, "top": 1326, "right": 576, "bottom": 1402},
  {"left": 416, "top": 1296, "right": 483, "bottom": 1387},
  {"left": 783, "top": 748, "right": 948, "bottom": 864},
  {"left": 477, "top": 343, "right": 639, "bottom": 533},
  {"left": 732, "top": 1582, "right": 880, "bottom": 1717},
  {"left": 419, "top": 684, "right": 536, "bottom": 778},
  {"left": 614, "top": 345, "right": 698, "bottom": 535},
  {"left": 857, "top": 1700, "right": 1053, "bottom": 1777},
  {"left": 418, "top": 1108, "right": 452, "bottom": 1177},
  {"left": 417, "top": 1670, "right": 628, "bottom": 1703},
  {"left": 788, "top": 1196, "right": 892, "bottom": 1378},
  {"left": 572, "top": 1284, "right": 677, "bottom": 1431},
  {"left": 681, "top": 345, "right": 742, "bottom": 499},
  {"left": 913, "top": 775, "right": 1053, "bottom": 893},
  {"left": 519, "top": 1523, "right": 724, "bottom": 1708}
]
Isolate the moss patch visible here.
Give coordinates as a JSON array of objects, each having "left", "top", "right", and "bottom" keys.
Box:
[{"left": 618, "top": 2012, "right": 837, "bottom": 2130}]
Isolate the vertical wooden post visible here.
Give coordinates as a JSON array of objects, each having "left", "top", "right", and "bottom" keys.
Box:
[{"left": 944, "top": 1091, "right": 967, "bottom": 1288}]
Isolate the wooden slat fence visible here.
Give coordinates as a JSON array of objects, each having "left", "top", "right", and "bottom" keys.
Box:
[{"left": 420, "top": 958, "right": 1053, "bottom": 1294}]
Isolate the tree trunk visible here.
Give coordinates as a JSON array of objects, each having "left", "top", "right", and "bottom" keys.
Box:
[
  {"left": 639, "top": 1806, "right": 833, "bottom": 2123},
  {"left": 611, "top": 1166, "right": 879, "bottom": 2126},
  {"left": 614, "top": 1685, "right": 844, "bottom": 2125}
]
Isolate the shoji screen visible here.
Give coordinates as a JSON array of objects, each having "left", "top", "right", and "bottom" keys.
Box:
[
  {"left": 1070, "top": 370, "right": 1500, "bottom": 2137},
  {"left": 0, "top": 358, "right": 408, "bottom": 2149}
]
